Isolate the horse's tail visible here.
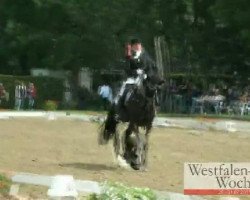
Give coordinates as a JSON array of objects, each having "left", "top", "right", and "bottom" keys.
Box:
[{"left": 98, "top": 105, "right": 118, "bottom": 145}]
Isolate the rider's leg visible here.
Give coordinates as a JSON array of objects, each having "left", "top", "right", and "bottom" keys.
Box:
[
  {"left": 113, "top": 82, "right": 127, "bottom": 121},
  {"left": 114, "top": 82, "right": 126, "bottom": 105},
  {"left": 115, "top": 76, "right": 137, "bottom": 106}
]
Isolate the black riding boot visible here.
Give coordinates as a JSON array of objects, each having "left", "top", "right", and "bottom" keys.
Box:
[
  {"left": 115, "top": 91, "right": 128, "bottom": 122},
  {"left": 113, "top": 95, "right": 122, "bottom": 121}
]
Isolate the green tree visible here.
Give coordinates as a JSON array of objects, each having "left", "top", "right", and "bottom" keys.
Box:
[{"left": 0, "top": 0, "right": 249, "bottom": 81}]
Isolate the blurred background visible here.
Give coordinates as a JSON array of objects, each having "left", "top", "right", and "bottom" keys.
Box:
[{"left": 0, "top": 0, "right": 249, "bottom": 116}]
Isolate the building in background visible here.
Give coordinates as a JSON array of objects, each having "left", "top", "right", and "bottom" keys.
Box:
[
  {"left": 30, "top": 68, "right": 70, "bottom": 79},
  {"left": 31, "top": 68, "right": 93, "bottom": 91},
  {"left": 78, "top": 68, "right": 93, "bottom": 91}
]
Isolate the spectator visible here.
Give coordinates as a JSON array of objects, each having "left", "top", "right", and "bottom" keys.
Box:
[
  {"left": 15, "top": 82, "right": 26, "bottom": 110},
  {"left": 20, "top": 82, "right": 27, "bottom": 109},
  {"left": 27, "top": 82, "right": 37, "bottom": 110},
  {"left": 227, "top": 87, "right": 234, "bottom": 103},
  {"left": 98, "top": 83, "right": 113, "bottom": 110},
  {"left": 222, "top": 84, "right": 228, "bottom": 97},
  {"left": 0, "top": 83, "right": 6, "bottom": 106},
  {"left": 63, "top": 80, "right": 72, "bottom": 110}
]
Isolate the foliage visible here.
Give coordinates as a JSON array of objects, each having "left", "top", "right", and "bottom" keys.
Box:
[
  {"left": 86, "top": 193, "right": 98, "bottom": 200},
  {"left": 0, "top": 0, "right": 249, "bottom": 81},
  {"left": 43, "top": 100, "right": 58, "bottom": 111},
  {"left": 88, "top": 182, "right": 157, "bottom": 200},
  {"left": 0, "top": 174, "right": 11, "bottom": 196},
  {"left": 75, "top": 86, "right": 103, "bottom": 110}
]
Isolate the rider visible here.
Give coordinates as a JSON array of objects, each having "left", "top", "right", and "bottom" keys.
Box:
[{"left": 114, "top": 38, "right": 160, "bottom": 117}]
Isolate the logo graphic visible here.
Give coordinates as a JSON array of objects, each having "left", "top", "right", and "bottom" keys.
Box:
[{"left": 184, "top": 163, "right": 250, "bottom": 195}]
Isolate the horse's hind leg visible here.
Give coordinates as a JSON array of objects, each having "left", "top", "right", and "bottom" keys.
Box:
[
  {"left": 98, "top": 105, "right": 118, "bottom": 145},
  {"left": 132, "top": 126, "right": 149, "bottom": 171}
]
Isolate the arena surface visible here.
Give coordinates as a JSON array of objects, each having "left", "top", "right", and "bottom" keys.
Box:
[{"left": 0, "top": 118, "right": 250, "bottom": 199}]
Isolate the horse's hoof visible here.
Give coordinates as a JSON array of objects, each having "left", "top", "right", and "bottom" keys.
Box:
[
  {"left": 140, "top": 166, "right": 148, "bottom": 172},
  {"left": 117, "top": 155, "right": 130, "bottom": 169}
]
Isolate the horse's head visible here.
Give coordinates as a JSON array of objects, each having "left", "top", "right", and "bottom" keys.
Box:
[
  {"left": 144, "top": 75, "right": 164, "bottom": 99},
  {"left": 124, "top": 134, "right": 146, "bottom": 170},
  {"left": 130, "top": 142, "right": 146, "bottom": 170},
  {"left": 144, "top": 66, "right": 164, "bottom": 98}
]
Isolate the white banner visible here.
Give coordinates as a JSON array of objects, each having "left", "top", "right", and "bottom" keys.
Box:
[{"left": 184, "top": 163, "right": 250, "bottom": 195}]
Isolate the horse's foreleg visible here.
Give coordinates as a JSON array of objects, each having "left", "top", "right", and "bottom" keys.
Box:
[
  {"left": 142, "top": 126, "right": 152, "bottom": 171},
  {"left": 134, "top": 125, "right": 146, "bottom": 170},
  {"left": 113, "top": 130, "right": 120, "bottom": 157},
  {"left": 123, "top": 123, "right": 133, "bottom": 159},
  {"left": 134, "top": 125, "right": 140, "bottom": 145},
  {"left": 115, "top": 125, "right": 132, "bottom": 169}
]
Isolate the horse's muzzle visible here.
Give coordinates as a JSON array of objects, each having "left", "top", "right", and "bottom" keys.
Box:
[{"left": 131, "top": 162, "right": 141, "bottom": 170}]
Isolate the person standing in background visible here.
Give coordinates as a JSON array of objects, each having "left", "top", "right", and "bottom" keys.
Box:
[
  {"left": 15, "top": 82, "right": 26, "bottom": 110},
  {"left": 27, "top": 82, "right": 37, "bottom": 110},
  {"left": 20, "top": 82, "right": 27, "bottom": 110},
  {"left": 63, "top": 80, "right": 72, "bottom": 110},
  {"left": 15, "top": 82, "right": 22, "bottom": 110},
  {"left": 98, "top": 83, "right": 113, "bottom": 110},
  {"left": 0, "top": 83, "right": 6, "bottom": 106}
]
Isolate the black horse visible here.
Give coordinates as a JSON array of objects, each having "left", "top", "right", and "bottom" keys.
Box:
[{"left": 99, "top": 68, "right": 163, "bottom": 170}]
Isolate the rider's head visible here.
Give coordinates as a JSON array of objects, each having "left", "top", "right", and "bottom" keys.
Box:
[{"left": 130, "top": 38, "right": 142, "bottom": 58}]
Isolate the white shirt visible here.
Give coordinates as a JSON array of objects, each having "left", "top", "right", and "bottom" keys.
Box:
[
  {"left": 133, "top": 50, "right": 142, "bottom": 59},
  {"left": 99, "top": 85, "right": 112, "bottom": 102},
  {"left": 15, "top": 85, "right": 26, "bottom": 98}
]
